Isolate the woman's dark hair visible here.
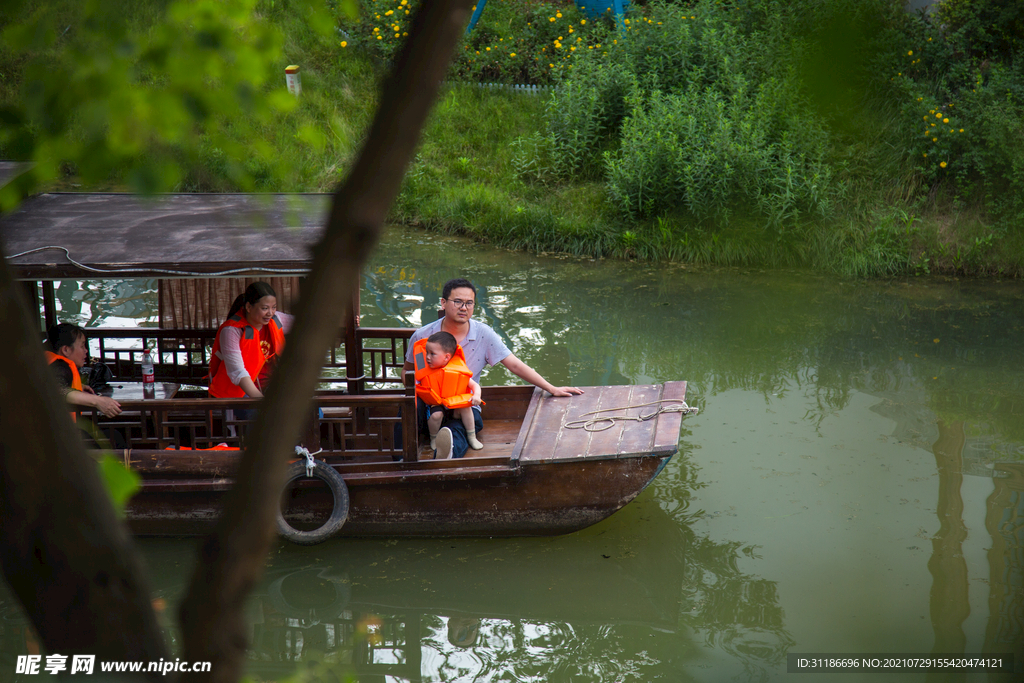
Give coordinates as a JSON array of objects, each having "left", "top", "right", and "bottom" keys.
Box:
[
  {"left": 226, "top": 281, "right": 278, "bottom": 321},
  {"left": 47, "top": 322, "right": 86, "bottom": 352}
]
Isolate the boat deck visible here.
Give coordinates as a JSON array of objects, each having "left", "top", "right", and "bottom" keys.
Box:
[
  {"left": 517, "top": 381, "right": 689, "bottom": 463},
  {"left": 417, "top": 382, "right": 690, "bottom": 464}
]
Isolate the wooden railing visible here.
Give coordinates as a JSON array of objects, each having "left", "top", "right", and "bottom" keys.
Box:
[
  {"left": 82, "top": 326, "right": 414, "bottom": 391},
  {"left": 76, "top": 386, "right": 420, "bottom": 462}
]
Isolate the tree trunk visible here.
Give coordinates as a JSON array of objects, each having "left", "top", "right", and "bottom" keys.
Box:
[
  {"left": 177, "top": 1, "right": 474, "bottom": 681},
  {"left": 0, "top": 259, "right": 169, "bottom": 673}
]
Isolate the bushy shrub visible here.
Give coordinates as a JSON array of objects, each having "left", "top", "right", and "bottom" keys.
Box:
[
  {"left": 606, "top": 79, "right": 837, "bottom": 224},
  {"left": 934, "top": 0, "right": 1024, "bottom": 62},
  {"left": 337, "top": 0, "right": 608, "bottom": 85},
  {"left": 879, "top": 2, "right": 1024, "bottom": 228},
  {"left": 541, "top": 0, "right": 843, "bottom": 227}
]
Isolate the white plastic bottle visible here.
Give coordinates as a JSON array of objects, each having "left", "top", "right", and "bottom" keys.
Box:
[{"left": 142, "top": 348, "right": 155, "bottom": 385}]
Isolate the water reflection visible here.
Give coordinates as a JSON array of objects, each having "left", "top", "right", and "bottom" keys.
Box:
[{"left": 235, "top": 491, "right": 795, "bottom": 682}]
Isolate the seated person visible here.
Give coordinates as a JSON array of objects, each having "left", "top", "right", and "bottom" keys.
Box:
[
  {"left": 46, "top": 323, "right": 121, "bottom": 419},
  {"left": 209, "top": 281, "right": 293, "bottom": 400},
  {"left": 403, "top": 278, "right": 583, "bottom": 460},
  {"left": 413, "top": 331, "right": 484, "bottom": 455}
]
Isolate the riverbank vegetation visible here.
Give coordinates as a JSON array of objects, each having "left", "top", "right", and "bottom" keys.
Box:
[{"left": 2, "top": 0, "right": 1022, "bottom": 276}]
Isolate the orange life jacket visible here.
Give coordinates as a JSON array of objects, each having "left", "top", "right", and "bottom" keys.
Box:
[
  {"left": 46, "top": 350, "right": 82, "bottom": 422},
  {"left": 412, "top": 337, "right": 475, "bottom": 409},
  {"left": 209, "top": 313, "right": 285, "bottom": 398}
]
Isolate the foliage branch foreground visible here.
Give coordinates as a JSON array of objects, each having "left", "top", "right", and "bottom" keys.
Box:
[{"left": 0, "top": 0, "right": 474, "bottom": 681}]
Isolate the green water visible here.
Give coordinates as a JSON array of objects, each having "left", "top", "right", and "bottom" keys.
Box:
[{"left": 3, "top": 226, "right": 1022, "bottom": 681}]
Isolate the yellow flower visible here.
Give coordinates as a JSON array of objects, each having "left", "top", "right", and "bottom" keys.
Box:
[
  {"left": 486, "top": 46, "right": 490, "bottom": 51},
  {"left": 549, "top": 17, "right": 555, "bottom": 22},
  {"left": 549, "top": 63, "right": 554, "bottom": 68},
  {"left": 908, "top": 50, "right": 913, "bottom": 55},
  {"left": 932, "top": 137, "right": 937, "bottom": 142},
  {"left": 581, "top": 19, "right": 586, "bottom": 25},
  {"left": 385, "top": 9, "right": 393, "bottom": 15},
  {"left": 935, "top": 113, "right": 942, "bottom": 118},
  {"left": 510, "top": 52, "right": 516, "bottom": 57},
  {"left": 959, "top": 128, "right": 964, "bottom": 133},
  {"left": 940, "top": 161, "right": 947, "bottom": 168},
  {"left": 923, "top": 115, "right": 928, "bottom": 120},
  {"left": 943, "top": 118, "right": 949, "bottom": 123},
  {"left": 377, "top": 35, "right": 382, "bottom": 39},
  {"left": 923, "top": 153, "right": 928, "bottom": 157},
  {"left": 340, "top": 40, "right": 347, "bottom": 47},
  {"left": 556, "top": 12, "right": 562, "bottom": 18}
]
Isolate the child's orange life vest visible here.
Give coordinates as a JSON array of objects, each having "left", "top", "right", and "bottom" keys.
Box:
[
  {"left": 46, "top": 350, "right": 82, "bottom": 422},
  {"left": 412, "top": 337, "right": 475, "bottom": 409}
]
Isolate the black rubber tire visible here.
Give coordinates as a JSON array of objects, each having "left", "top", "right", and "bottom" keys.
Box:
[{"left": 276, "top": 459, "right": 349, "bottom": 545}]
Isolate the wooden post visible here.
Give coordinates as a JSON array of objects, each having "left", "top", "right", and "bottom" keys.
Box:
[
  {"left": 41, "top": 281, "right": 57, "bottom": 330},
  {"left": 344, "top": 288, "right": 363, "bottom": 394},
  {"left": 403, "top": 370, "right": 418, "bottom": 462},
  {"left": 20, "top": 281, "right": 40, "bottom": 332}
]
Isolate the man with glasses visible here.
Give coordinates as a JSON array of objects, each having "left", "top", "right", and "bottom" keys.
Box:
[{"left": 403, "top": 278, "right": 583, "bottom": 459}]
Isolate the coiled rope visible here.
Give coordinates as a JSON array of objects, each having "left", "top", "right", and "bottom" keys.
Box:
[{"left": 562, "top": 398, "right": 699, "bottom": 433}]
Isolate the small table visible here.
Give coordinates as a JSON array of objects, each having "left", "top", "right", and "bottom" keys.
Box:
[{"left": 101, "top": 382, "right": 180, "bottom": 400}]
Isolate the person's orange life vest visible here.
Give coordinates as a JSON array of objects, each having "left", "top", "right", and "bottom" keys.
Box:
[
  {"left": 412, "top": 337, "right": 475, "bottom": 409},
  {"left": 46, "top": 350, "right": 83, "bottom": 422},
  {"left": 208, "top": 313, "right": 285, "bottom": 398}
]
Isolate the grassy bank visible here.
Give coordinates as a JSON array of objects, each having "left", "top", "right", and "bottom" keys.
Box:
[{"left": 2, "top": 0, "right": 1022, "bottom": 277}]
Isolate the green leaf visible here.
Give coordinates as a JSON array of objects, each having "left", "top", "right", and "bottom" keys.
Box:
[{"left": 97, "top": 454, "right": 142, "bottom": 517}]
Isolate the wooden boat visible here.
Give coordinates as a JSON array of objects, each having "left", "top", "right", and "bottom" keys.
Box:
[{"left": 1, "top": 190, "right": 697, "bottom": 540}]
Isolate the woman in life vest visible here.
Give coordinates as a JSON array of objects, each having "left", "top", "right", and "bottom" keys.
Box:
[
  {"left": 46, "top": 323, "right": 121, "bottom": 419},
  {"left": 209, "top": 281, "right": 292, "bottom": 399},
  {"left": 414, "top": 331, "right": 484, "bottom": 455}
]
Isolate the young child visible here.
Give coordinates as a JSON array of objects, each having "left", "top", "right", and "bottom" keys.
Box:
[{"left": 412, "top": 331, "right": 484, "bottom": 453}]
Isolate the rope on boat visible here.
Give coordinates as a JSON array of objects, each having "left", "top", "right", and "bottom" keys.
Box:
[
  {"left": 5, "top": 245, "right": 308, "bottom": 277},
  {"left": 562, "top": 398, "right": 699, "bottom": 433},
  {"left": 295, "top": 445, "right": 324, "bottom": 477}
]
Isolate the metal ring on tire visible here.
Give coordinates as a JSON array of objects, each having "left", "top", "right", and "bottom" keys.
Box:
[{"left": 276, "top": 459, "right": 349, "bottom": 545}]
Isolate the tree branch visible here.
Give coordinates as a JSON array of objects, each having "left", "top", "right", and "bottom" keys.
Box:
[{"left": 178, "top": 2, "right": 475, "bottom": 680}]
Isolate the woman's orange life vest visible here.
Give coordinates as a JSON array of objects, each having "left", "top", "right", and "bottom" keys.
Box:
[
  {"left": 46, "top": 350, "right": 83, "bottom": 422},
  {"left": 412, "top": 337, "right": 475, "bottom": 409},
  {"left": 209, "top": 313, "right": 285, "bottom": 398}
]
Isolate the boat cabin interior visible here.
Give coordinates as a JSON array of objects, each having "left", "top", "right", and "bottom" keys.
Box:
[{"left": 2, "top": 191, "right": 688, "bottom": 485}]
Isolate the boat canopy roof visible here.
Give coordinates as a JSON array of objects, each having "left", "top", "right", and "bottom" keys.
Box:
[{"left": 1, "top": 192, "right": 331, "bottom": 279}]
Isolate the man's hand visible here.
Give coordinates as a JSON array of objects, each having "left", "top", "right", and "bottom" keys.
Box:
[{"left": 548, "top": 386, "right": 584, "bottom": 397}]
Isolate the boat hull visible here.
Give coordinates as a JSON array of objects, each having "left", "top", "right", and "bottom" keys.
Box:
[{"left": 125, "top": 453, "right": 672, "bottom": 537}]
